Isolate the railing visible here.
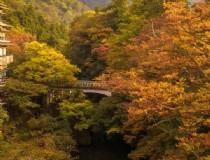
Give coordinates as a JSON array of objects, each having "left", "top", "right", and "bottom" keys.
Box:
[
  {"left": 0, "top": 37, "right": 10, "bottom": 42},
  {"left": 77, "top": 80, "right": 95, "bottom": 88},
  {"left": 77, "top": 80, "right": 107, "bottom": 90},
  {"left": 54, "top": 80, "right": 106, "bottom": 90},
  {"left": 0, "top": 77, "right": 6, "bottom": 87},
  {"left": 0, "top": 81, "right": 6, "bottom": 87}
]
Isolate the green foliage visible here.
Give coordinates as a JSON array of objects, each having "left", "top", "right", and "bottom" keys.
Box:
[
  {"left": 3, "top": 5, "right": 69, "bottom": 49},
  {"left": 130, "top": 0, "right": 165, "bottom": 19},
  {"left": 0, "top": 115, "right": 76, "bottom": 160},
  {"left": 1, "top": 40, "right": 80, "bottom": 158},
  {"left": 59, "top": 90, "right": 94, "bottom": 131},
  {"left": 1, "top": 0, "right": 88, "bottom": 50},
  {"left": 91, "top": 94, "right": 127, "bottom": 135},
  {"left": 4, "top": 79, "right": 47, "bottom": 116},
  {"left": 14, "top": 41, "right": 80, "bottom": 85},
  {"left": 5, "top": 41, "right": 79, "bottom": 116},
  {"left": 0, "top": 105, "right": 8, "bottom": 128},
  {"left": 3, "top": 0, "right": 87, "bottom": 24}
]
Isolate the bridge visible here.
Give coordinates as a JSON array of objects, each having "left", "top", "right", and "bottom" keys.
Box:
[
  {"left": 45, "top": 80, "right": 111, "bottom": 105},
  {"left": 55, "top": 80, "right": 112, "bottom": 97},
  {"left": 1, "top": 80, "right": 112, "bottom": 106},
  {"left": 77, "top": 80, "right": 111, "bottom": 96}
]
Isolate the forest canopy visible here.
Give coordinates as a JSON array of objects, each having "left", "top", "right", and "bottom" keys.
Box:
[{"left": 0, "top": 0, "right": 209, "bottom": 160}]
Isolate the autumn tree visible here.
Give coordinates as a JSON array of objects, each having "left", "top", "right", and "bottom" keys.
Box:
[
  {"left": 6, "top": 31, "right": 36, "bottom": 61},
  {"left": 107, "top": 0, "right": 168, "bottom": 70},
  {"left": 65, "top": 10, "right": 113, "bottom": 79},
  {"left": 98, "top": 1, "right": 210, "bottom": 159},
  {"left": 175, "top": 84, "right": 210, "bottom": 159}
]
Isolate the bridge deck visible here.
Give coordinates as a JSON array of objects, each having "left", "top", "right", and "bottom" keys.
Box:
[{"left": 54, "top": 80, "right": 111, "bottom": 96}]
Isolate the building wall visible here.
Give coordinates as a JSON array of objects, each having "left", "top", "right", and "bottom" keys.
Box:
[{"left": 0, "top": 47, "right": 6, "bottom": 56}]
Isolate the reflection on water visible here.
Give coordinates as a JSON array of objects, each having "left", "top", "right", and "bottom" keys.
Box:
[{"left": 79, "top": 134, "right": 130, "bottom": 160}]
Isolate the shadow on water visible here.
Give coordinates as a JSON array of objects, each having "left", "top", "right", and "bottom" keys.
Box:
[{"left": 79, "top": 133, "right": 131, "bottom": 160}]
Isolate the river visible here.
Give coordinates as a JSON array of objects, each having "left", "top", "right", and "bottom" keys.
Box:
[{"left": 79, "top": 134, "right": 131, "bottom": 160}]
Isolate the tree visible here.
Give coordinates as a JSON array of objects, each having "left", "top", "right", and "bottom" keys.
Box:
[
  {"left": 98, "top": 1, "right": 210, "bottom": 159},
  {"left": 65, "top": 10, "right": 113, "bottom": 79},
  {"left": 59, "top": 90, "right": 94, "bottom": 131},
  {"left": 3, "top": 4, "right": 70, "bottom": 50},
  {"left": 6, "top": 31, "right": 36, "bottom": 61},
  {"left": 0, "top": 105, "right": 8, "bottom": 129},
  {"left": 176, "top": 84, "right": 210, "bottom": 160},
  {"left": 1, "top": 41, "right": 80, "bottom": 159},
  {"left": 15, "top": 41, "right": 80, "bottom": 85},
  {"left": 6, "top": 41, "right": 80, "bottom": 116},
  {"left": 91, "top": 94, "right": 128, "bottom": 135},
  {"left": 130, "top": 0, "right": 167, "bottom": 19},
  {"left": 59, "top": 90, "right": 94, "bottom": 145},
  {"left": 106, "top": 0, "right": 166, "bottom": 70}
]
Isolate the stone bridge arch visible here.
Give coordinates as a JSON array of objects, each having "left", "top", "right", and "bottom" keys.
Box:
[{"left": 82, "top": 89, "right": 111, "bottom": 97}]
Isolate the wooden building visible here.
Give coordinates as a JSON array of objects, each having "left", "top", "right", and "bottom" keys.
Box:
[{"left": 0, "top": 2, "right": 13, "bottom": 87}]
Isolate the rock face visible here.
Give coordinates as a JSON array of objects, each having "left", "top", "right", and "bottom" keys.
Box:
[{"left": 79, "top": 0, "right": 111, "bottom": 9}]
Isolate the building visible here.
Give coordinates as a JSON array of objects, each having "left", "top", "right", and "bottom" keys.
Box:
[
  {"left": 0, "top": 2, "right": 13, "bottom": 87},
  {"left": 0, "top": 2, "right": 13, "bottom": 104}
]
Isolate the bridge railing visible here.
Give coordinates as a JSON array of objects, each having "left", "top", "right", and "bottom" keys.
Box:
[
  {"left": 54, "top": 80, "right": 107, "bottom": 90},
  {"left": 77, "top": 80, "right": 106, "bottom": 89}
]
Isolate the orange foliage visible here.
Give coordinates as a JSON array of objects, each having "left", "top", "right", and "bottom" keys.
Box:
[
  {"left": 98, "top": 2, "right": 210, "bottom": 159},
  {"left": 6, "top": 32, "right": 36, "bottom": 60}
]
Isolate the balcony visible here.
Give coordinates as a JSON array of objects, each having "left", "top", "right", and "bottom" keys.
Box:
[
  {"left": 0, "top": 37, "right": 9, "bottom": 41},
  {"left": 0, "top": 21, "right": 11, "bottom": 29},
  {"left": 0, "top": 80, "right": 6, "bottom": 87},
  {"left": 0, "top": 37, "right": 11, "bottom": 46}
]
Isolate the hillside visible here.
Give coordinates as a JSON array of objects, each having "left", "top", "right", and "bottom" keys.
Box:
[
  {"left": 0, "top": 0, "right": 90, "bottom": 50},
  {"left": 2, "top": 0, "right": 88, "bottom": 24},
  {"left": 0, "top": 0, "right": 210, "bottom": 160},
  {"left": 79, "top": 0, "right": 111, "bottom": 8}
]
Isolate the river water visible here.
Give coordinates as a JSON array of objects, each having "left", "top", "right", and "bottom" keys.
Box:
[{"left": 79, "top": 134, "right": 131, "bottom": 160}]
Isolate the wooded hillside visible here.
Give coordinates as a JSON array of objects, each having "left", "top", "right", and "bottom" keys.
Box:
[
  {"left": 2, "top": 0, "right": 88, "bottom": 24},
  {"left": 0, "top": 0, "right": 209, "bottom": 160}
]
